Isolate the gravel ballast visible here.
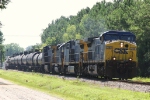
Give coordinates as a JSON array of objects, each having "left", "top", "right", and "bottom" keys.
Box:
[{"left": 58, "top": 75, "right": 150, "bottom": 93}]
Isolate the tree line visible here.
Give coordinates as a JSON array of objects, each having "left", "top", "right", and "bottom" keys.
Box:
[
  {"left": 0, "top": 0, "right": 10, "bottom": 62},
  {"left": 40, "top": 0, "right": 150, "bottom": 76}
]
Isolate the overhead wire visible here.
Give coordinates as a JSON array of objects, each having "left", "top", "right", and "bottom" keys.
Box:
[{"left": 3, "top": 35, "right": 40, "bottom": 37}]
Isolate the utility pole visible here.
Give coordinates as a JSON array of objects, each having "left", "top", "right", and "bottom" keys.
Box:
[
  {"left": 0, "top": 49, "right": 1, "bottom": 68},
  {"left": 0, "top": 0, "right": 2, "bottom": 67}
]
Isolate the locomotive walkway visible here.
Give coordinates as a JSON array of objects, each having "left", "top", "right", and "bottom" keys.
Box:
[{"left": 0, "top": 78, "right": 62, "bottom": 100}]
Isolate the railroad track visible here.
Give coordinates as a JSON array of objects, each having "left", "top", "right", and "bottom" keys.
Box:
[{"left": 115, "top": 80, "right": 150, "bottom": 86}]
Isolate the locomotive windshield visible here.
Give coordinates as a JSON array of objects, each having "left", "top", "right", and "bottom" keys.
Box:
[
  {"left": 100, "top": 31, "right": 136, "bottom": 42},
  {"left": 103, "top": 33, "right": 135, "bottom": 42},
  {"left": 105, "top": 34, "right": 119, "bottom": 41},
  {"left": 120, "top": 35, "right": 135, "bottom": 42}
]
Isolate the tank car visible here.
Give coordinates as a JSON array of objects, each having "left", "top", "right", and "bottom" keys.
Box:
[
  {"left": 4, "top": 56, "right": 10, "bottom": 70},
  {"left": 37, "top": 52, "right": 43, "bottom": 72},
  {"left": 26, "top": 51, "right": 39, "bottom": 71},
  {"left": 9, "top": 54, "right": 17, "bottom": 69},
  {"left": 8, "top": 56, "right": 13, "bottom": 69},
  {"left": 16, "top": 53, "right": 24, "bottom": 70},
  {"left": 21, "top": 51, "right": 29, "bottom": 71},
  {"left": 33, "top": 53, "right": 39, "bottom": 71}
]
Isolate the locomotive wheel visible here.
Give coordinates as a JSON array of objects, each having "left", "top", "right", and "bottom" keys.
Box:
[
  {"left": 52, "top": 65, "right": 56, "bottom": 74},
  {"left": 63, "top": 65, "right": 67, "bottom": 75},
  {"left": 41, "top": 66, "right": 45, "bottom": 73},
  {"left": 74, "top": 65, "right": 79, "bottom": 76},
  {"left": 104, "top": 76, "right": 112, "bottom": 80},
  {"left": 58, "top": 65, "right": 62, "bottom": 75}
]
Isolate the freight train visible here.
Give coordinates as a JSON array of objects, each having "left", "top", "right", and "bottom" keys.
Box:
[{"left": 6, "top": 31, "right": 137, "bottom": 80}]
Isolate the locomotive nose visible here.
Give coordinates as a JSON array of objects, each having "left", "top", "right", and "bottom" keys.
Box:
[{"left": 112, "top": 42, "right": 134, "bottom": 61}]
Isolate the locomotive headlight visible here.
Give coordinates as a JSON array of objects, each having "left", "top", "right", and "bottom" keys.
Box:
[
  {"left": 120, "top": 42, "right": 123, "bottom": 48},
  {"left": 113, "top": 57, "right": 116, "bottom": 60},
  {"left": 129, "top": 58, "right": 132, "bottom": 61}
]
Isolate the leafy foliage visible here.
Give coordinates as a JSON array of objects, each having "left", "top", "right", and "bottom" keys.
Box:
[
  {"left": 0, "top": 0, "right": 10, "bottom": 26},
  {"left": 0, "top": 0, "right": 10, "bottom": 61},
  {"left": 0, "top": 0, "right": 10, "bottom": 9},
  {"left": 4, "top": 43, "right": 24, "bottom": 56},
  {"left": 26, "top": 43, "right": 43, "bottom": 52},
  {"left": 0, "top": 31, "right": 4, "bottom": 44},
  {"left": 40, "top": 0, "right": 150, "bottom": 76},
  {"left": 0, "top": 31, "right": 5, "bottom": 61}
]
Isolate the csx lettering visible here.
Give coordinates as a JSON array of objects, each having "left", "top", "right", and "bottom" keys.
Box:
[{"left": 114, "top": 48, "right": 128, "bottom": 54}]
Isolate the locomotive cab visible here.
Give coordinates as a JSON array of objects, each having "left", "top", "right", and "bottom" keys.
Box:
[{"left": 100, "top": 31, "right": 137, "bottom": 79}]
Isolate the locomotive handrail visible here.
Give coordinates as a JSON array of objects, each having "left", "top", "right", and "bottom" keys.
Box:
[
  {"left": 68, "top": 53, "right": 80, "bottom": 62},
  {"left": 88, "top": 51, "right": 95, "bottom": 52},
  {"left": 55, "top": 56, "right": 59, "bottom": 57},
  {"left": 74, "top": 53, "right": 79, "bottom": 54},
  {"left": 82, "top": 51, "right": 95, "bottom": 53},
  {"left": 69, "top": 53, "right": 79, "bottom": 55}
]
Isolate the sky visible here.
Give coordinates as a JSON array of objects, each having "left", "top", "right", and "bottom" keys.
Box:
[{"left": 0, "top": 0, "right": 112, "bottom": 49}]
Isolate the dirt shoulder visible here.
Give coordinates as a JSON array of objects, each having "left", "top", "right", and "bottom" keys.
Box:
[{"left": 0, "top": 78, "right": 63, "bottom": 100}]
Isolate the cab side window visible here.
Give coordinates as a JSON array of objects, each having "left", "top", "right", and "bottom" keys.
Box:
[{"left": 100, "top": 36, "right": 104, "bottom": 43}]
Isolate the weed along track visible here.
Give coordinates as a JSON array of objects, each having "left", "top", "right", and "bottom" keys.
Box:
[
  {"left": 59, "top": 75, "right": 150, "bottom": 93},
  {"left": 6, "top": 69, "right": 150, "bottom": 93},
  {"left": 0, "top": 69, "right": 150, "bottom": 100}
]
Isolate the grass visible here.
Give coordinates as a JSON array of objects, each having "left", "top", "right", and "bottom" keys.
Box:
[
  {"left": 132, "top": 77, "right": 150, "bottom": 82},
  {"left": 0, "top": 69, "right": 150, "bottom": 100}
]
